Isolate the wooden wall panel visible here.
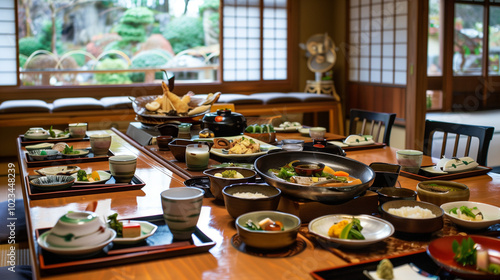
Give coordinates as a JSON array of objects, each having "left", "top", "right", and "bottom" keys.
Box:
[{"left": 347, "top": 83, "right": 406, "bottom": 119}]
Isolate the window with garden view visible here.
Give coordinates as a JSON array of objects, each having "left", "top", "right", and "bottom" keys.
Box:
[{"left": 17, "top": 0, "right": 221, "bottom": 86}]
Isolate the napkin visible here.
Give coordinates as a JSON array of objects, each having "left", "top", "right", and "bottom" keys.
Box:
[
  {"left": 364, "top": 263, "right": 439, "bottom": 280},
  {"left": 436, "top": 156, "right": 479, "bottom": 172}
]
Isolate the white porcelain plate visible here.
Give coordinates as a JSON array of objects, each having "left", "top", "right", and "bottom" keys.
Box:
[
  {"left": 274, "top": 126, "right": 302, "bottom": 132},
  {"left": 441, "top": 201, "right": 500, "bottom": 229},
  {"left": 25, "top": 143, "right": 55, "bottom": 151},
  {"left": 37, "top": 228, "right": 115, "bottom": 256},
  {"left": 112, "top": 220, "right": 158, "bottom": 245},
  {"left": 61, "top": 149, "right": 90, "bottom": 158},
  {"left": 48, "top": 129, "right": 71, "bottom": 140},
  {"left": 71, "top": 170, "right": 112, "bottom": 184},
  {"left": 308, "top": 214, "right": 394, "bottom": 248},
  {"left": 36, "top": 166, "right": 81, "bottom": 176},
  {"left": 209, "top": 135, "right": 279, "bottom": 160}
]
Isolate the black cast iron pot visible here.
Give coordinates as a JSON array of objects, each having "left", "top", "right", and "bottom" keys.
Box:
[{"left": 201, "top": 109, "right": 247, "bottom": 137}]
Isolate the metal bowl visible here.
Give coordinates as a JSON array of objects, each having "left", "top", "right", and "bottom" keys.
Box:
[{"left": 254, "top": 151, "right": 375, "bottom": 203}]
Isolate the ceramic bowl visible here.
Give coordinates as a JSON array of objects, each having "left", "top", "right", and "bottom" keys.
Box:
[
  {"left": 157, "top": 135, "right": 173, "bottom": 151},
  {"left": 417, "top": 180, "right": 470, "bottom": 206},
  {"left": 222, "top": 183, "right": 281, "bottom": 219},
  {"left": 291, "top": 161, "right": 325, "bottom": 176},
  {"left": 89, "top": 134, "right": 112, "bottom": 156},
  {"left": 68, "top": 123, "right": 87, "bottom": 138},
  {"left": 28, "top": 149, "right": 59, "bottom": 161},
  {"left": 109, "top": 155, "right": 137, "bottom": 183},
  {"left": 376, "top": 187, "right": 417, "bottom": 205},
  {"left": 46, "top": 211, "right": 110, "bottom": 248},
  {"left": 309, "top": 127, "right": 326, "bottom": 140},
  {"left": 30, "top": 175, "right": 75, "bottom": 191},
  {"left": 24, "top": 127, "right": 49, "bottom": 140},
  {"left": 203, "top": 167, "right": 257, "bottom": 201},
  {"left": 440, "top": 201, "right": 500, "bottom": 230},
  {"left": 380, "top": 200, "right": 444, "bottom": 234},
  {"left": 168, "top": 139, "right": 198, "bottom": 162},
  {"left": 235, "top": 210, "right": 301, "bottom": 250},
  {"left": 183, "top": 176, "right": 212, "bottom": 197}
]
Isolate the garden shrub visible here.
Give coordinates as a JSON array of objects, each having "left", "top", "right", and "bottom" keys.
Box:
[
  {"left": 129, "top": 49, "right": 172, "bottom": 82},
  {"left": 163, "top": 16, "right": 204, "bottom": 54},
  {"left": 95, "top": 58, "right": 131, "bottom": 84}
]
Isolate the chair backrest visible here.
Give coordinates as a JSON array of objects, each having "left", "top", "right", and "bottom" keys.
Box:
[
  {"left": 349, "top": 109, "right": 396, "bottom": 145},
  {"left": 423, "top": 119, "right": 495, "bottom": 166}
]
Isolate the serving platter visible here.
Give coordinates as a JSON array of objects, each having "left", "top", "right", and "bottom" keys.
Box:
[
  {"left": 24, "top": 148, "right": 113, "bottom": 167},
  {"left": 26, "top": 174, "right": 146, "bottom": 200},
  {"left": 400, "top": 165, "right": 492, "bottom": 181},
  {"left": 20, "top": 134, "right": 89, "bottom": 145},
  {"left": 208, "top": 135, "right": 279, "bottom": 162},
  {"left": 35, "top": 215, "right": 216, "bottom": 276},
  {"left": 311, "top": 251, "right": 447, "bottom": 280}
]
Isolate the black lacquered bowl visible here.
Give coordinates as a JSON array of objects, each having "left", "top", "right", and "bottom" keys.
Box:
[{"left": 254, "top": 151, "right": 375, "bottom": 203}]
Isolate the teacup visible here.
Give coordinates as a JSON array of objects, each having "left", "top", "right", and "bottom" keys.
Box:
[
  {"left": 46, "top": 211, "right": 109, "bottom": 247},
  {"left": 90, "top": 134, "right": 112, "bottom": 156},
  {"left": 309, "top": 127, "right": 326, "bottom": 140},
  {"left": 69, "top": 123, "right": 87, "bottom": 138},
  {"left": 185, "top": 143, "right": 210, "bottom": 171},
  {"left": 157, "top": 135, "right": 173, "bottom": 151},
  {"left": 396, "top": 150, "right": 423, "bottom": 173},
  {"left": 109, "top": 155, "right": 137, "bottom": 183},
  {"left": 161, "top": 187, "right": 204, "bottom": 240}
]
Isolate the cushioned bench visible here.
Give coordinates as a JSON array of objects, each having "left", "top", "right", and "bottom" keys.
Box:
[{"left": 0, "top": 92, "right": 344, "bottom": 134}]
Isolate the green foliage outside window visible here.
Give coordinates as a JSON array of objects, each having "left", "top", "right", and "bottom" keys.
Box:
[
  {"left": 129, "top": 49, "right": 173, "bottom": 82},
  {"left": 95, "top": 58, "right": 132, "bottom": 84},
  {"left": 116, "top": 7, "right": 154, "bottom": 44},
  {"left": 163, "top": 16, "right": 204, "bottom": 54}
]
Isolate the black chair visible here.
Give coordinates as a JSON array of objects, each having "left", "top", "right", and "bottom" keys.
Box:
[
  {"left": 349, "top": 109, "right": 396, "bottom": 146},
  {"left": 423, "top": 119, "right": 494, "bottom": 166}
]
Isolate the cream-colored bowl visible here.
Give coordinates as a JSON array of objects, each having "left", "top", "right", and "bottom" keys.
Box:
[{"left": 46, "top": 211, "right": 110, "bottom": 248}]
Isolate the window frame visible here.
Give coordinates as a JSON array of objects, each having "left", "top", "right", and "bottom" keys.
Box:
[{"left": 0, "top": 0, "right": 299, "bottom": 102}]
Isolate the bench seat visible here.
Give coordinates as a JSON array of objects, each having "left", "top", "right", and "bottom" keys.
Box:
[{"left": 0, "top": 92, "right": 344, "bottom": 134}]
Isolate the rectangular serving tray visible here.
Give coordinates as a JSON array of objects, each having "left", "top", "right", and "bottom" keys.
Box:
[
  {"left": 26, "top": 173, "right": 146, "bottom": 200},
  {"left": 310, "top": 251, "right": 453, "bottom": 280},
  {"left": 25, "top": 148, "right": 113, "bottom": 167},
  {"left": 20, "top": 134, "right": 89, "bottom": 145},
  {"left": 36, "top": 215, "right": 216, "bottom": 276},
  {"left": 400, "top": 165, "right": 492, "bottom": 181}
]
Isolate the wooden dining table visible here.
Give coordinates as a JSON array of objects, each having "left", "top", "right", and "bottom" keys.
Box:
[{"left": 16, "top": 128, "right": 500, "bottom": 280}]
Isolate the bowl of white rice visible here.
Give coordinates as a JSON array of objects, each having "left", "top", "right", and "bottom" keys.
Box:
[
  {"left": 223, "top": 183, "right": 281, "bottom": 219},
  {"left": 380, "top": 200, "right": 444, "bottom": 234}
]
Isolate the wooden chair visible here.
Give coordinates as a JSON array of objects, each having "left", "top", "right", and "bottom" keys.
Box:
[
  {"left": 349, "top": 109, "right": 396, "bottom": 146},
  {"left": 423, "top": 119, "right": 494, "bottom": 166}
]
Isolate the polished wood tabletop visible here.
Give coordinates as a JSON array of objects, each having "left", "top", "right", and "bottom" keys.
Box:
[{"left": 17, "top": 130, "right": 500, "bottom": 280}]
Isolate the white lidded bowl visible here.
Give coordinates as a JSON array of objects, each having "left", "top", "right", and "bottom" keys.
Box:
[{"left": 46, "top": 211, "right": 110, "bottom": 247}]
